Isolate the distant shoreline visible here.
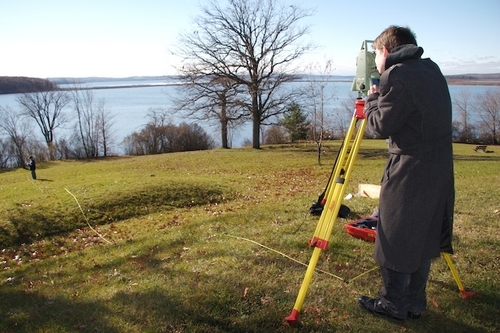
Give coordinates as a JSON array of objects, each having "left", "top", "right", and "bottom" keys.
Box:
[
  {"left": 2, "top": 75, "right": 500, "bottom": 95},
  {"left": 59, "top": 83, "right": 185, "bottom": 91},
  {"left": 46, "top": 73, "right": 500, "bottom": 88},
  {"left": 72, "top": 79, "right": 500, "bottom": 91},
  {"left": 445, "top": 79, "right": 500, "bottom": 86}
]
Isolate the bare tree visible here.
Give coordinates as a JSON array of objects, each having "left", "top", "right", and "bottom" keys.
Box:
[
  {"left": 301, "top": 60, "right": 337, "bottom": 164},
  {"left": 122, "top": 109, "right": 214, "bottom": 155},
  {"left": 17, "top": 88, "right": 70, "bottom": 160},
  {"left": 70, "top": 88, "right": 114, "bottom": 157},
  {"left": 175, "top": 0, "right": 313, "bottom": 149},
  {"left": 0, "top": 138, "right": 11, "bottom": 168},
  {"left": 474, "top": 88, "right": 500, "bottom": 145},
  {"left": 452, "top": 88, "right": 477, "bottom": 143},
  {"left": 173, "top": 75, "right": 247, "bottom": 148},
  {"left": 144, "top": 108, "right": 172, "bottom": 154},
  {"left": 0, "top": 106, "right": 33, "bottom": 167},
  {"left": 95, "top": 100, "right": 115, "bottom": 157},
  {"left": 123, "top": 108, "right": 175, "bottom": 155},
  {"left": 71, "top": 88, "right": 98, "bottom": 157},
  {"left": 263, "top": 124, "right": 287, "bottom": 144},
  {"left": 176, "top": 123, "right": 215, "bottom": 151},
  {"left": 336, "top": 95, "right": 359, "bottom": 136}
]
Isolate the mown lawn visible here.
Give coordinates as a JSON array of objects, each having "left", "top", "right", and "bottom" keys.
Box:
[{"left": 0, "top": 141, "right": 498, "bottom": 332}]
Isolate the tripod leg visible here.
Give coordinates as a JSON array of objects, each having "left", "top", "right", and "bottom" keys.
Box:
[
  {"left": 286, "top": 103, "right": 367, "bottom": 325},
  {"left": 285, "top": 247, "right": 322, "bottom": 325},
  {"left": 442, "top": 252, "right": 475, "bottom": 299}
]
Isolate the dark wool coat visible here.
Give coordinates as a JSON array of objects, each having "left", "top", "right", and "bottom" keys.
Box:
[{"left": 364, "top": 44, "right": 454, "bottom": 273}]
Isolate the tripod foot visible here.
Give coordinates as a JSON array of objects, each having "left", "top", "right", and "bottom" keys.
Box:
[
  {"left": 460, "top": 289, "right": 476, "bottom": 299},
  {"left": 285, "top": 309, "right": 299, "bottom": 326}
]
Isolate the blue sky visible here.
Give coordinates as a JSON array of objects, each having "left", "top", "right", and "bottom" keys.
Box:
[{"left": 1, "top": 0, "right": 499, "bottom": 78}]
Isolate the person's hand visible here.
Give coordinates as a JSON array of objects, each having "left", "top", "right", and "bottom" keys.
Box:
[{"left": 368, "top": 84, "right": 380, "bottom": 95}]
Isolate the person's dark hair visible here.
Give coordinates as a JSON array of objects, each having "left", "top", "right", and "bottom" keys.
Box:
[{"left": 373, "top": 25, "right": 417, "bottom": 52}]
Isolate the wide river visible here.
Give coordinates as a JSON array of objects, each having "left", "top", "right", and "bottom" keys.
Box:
[{"left": 0, "top": 79, "right": 496, "bottom": 153}]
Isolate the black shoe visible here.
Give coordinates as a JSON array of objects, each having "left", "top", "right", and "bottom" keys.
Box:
[
  {"left": 358, "top": 296, "right": 405, "bottom": 323},
  {"left": 407, "top": 311, "right": 421, "bottom": 319}
]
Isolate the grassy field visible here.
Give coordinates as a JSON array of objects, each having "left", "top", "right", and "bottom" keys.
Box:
[{"left": 0, "top": 140, "right": 499, "bottom": 332}]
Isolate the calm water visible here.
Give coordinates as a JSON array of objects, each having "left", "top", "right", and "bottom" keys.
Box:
[{"left": 0, "top": 80, "right": 495, "bottom": 153}]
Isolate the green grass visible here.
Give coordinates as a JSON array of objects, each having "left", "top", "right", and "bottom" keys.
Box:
[{"left": 0, "top": 141, "right": 498, "bottom": 332}]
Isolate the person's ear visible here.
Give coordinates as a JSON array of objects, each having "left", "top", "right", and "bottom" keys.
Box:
[{"left": 381, "top": 45, "right": 390, "bottom": 56}]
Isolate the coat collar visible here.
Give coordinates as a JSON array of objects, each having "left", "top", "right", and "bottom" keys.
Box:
[{"left": 385, "top": 44, "right": 424, "bottom": 69}]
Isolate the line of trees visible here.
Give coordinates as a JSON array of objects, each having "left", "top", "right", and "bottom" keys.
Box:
[
  {"left": 0, "top": 81, "right": 217, "bottom": 168},
  {"left": 2, "top": 79, "right": 498, "bottom": 169},
  {"left": 262, "top": 86, "right": 500, "bottom": 149},
  {"left": 0, "top": 83, "right": 117, "bottom": 168},
  {"left": 122, "top": 108, "right": 215, "bottom": 155},
  {"left": 452, "top": 87, "right": 500, "bottom": 145}
]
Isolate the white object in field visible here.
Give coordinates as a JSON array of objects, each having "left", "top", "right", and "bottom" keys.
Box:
[{"left": 357, "top": 184, "right": 381, "bottom": 198}]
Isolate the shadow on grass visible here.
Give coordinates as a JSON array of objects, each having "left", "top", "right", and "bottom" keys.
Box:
[
  {"left": 0, "top": 290, "right": 122, "bottom": 333},
  {"left": 424, "top": 278, "right": 500, "bottom": 333},
  {"left": 357, "top": 148, "right": 389, "bottom": 159},
  {"left": 0, "top": 237, "right": 292, "bottom": 332},
  {"left": 1, "top": 226, "right": 497, "bottom": 333},
  {"left": 0, "top": 284, "right": 288, "bottom": 333},
  {"left": 4, "top": 182, "right": 231, "bottom": 247},
  {"left": 1, "top": 263, "right": 495, "bottom": 332},
  {"left": 358, "top": 149, "right": 500, "bottom": 162},
  {"left": 0, "top": 167, "right": 18, "bottom": 175},
  {"left": 453, "top": 154, "right": 500, "bottom": 161}
]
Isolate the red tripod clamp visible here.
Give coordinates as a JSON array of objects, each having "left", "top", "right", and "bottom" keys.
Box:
[{"left": 354, "top": 99, "right": 366, "bottom": 119}]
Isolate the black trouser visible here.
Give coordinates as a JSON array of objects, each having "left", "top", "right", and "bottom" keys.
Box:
[{"left": 378, "top": 258, "right": 432, "bottom": 319}]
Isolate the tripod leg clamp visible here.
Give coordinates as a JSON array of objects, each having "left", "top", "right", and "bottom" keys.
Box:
[{"left": 309, "top": 237, "right": 329, "bottom": 250}]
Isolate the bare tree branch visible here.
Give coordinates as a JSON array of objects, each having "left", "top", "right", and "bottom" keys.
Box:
[
  {"left": 173, "top": 0, "right": 313, "bottom": 148},
  {"left": 474, "top": 88, "right": 500, "bottom": 144},
  {"left": 17, "top": 88, "right": 70, "bottom": 160}
]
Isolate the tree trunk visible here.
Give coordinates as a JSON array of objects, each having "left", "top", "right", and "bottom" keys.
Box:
[
  {"left": 252, "top": 115, "right": 260, "bottom": 149},
  {"left": 317, "top": 141, "right": 322, "bottom": 165},
  {"left": 251, "top": 92, "right": 260, "bottom": 149},
  {"left": 221, "top": 120, "right": 229, "bottom": 149},
  {"left": 48, "top": 141, "right": 55, "bottom": 160}
]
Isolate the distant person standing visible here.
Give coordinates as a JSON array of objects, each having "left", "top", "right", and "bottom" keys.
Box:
[{"left": 27, "top": 155, "right": 37, "bottom": 180}]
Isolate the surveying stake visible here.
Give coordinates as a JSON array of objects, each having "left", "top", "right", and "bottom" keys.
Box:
[{"left": 285, "top": 40, "right": 473, "bottom": 326}]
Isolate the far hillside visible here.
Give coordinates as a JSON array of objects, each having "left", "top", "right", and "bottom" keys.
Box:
[
  {"left": 0, "top": 76, "right": 58, "bottom": 94},
  {"left": 445, "top": 73, "right": 500, "bottom": 85}
]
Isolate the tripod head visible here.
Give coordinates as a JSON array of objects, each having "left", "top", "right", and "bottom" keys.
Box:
[{"left": 351, "top": 40, "right": 380, "bottom": 98}]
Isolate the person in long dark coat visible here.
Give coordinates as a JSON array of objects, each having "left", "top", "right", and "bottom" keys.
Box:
[{"left": 358, "top": 26, "right": 454, "bottom": 323}]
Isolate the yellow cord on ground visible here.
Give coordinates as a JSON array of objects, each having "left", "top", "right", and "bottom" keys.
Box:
[
  {"left": 65, "top": 188, "right": 112, "bottom": 244},
  {"left": 226, "top": 234, "right": 377, "bottom": 283}
]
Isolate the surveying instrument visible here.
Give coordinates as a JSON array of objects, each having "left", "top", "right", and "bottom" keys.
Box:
[{"left": 285, "top": 40, "right": 474, "bottom": 325}]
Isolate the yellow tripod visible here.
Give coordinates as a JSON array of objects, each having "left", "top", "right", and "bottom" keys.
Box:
[
  {"left": 285, "top": 99, "right": 475, "bottom": 325},
  {"left": 286, "top": 99, "right": 367, "bottom": 325}
]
